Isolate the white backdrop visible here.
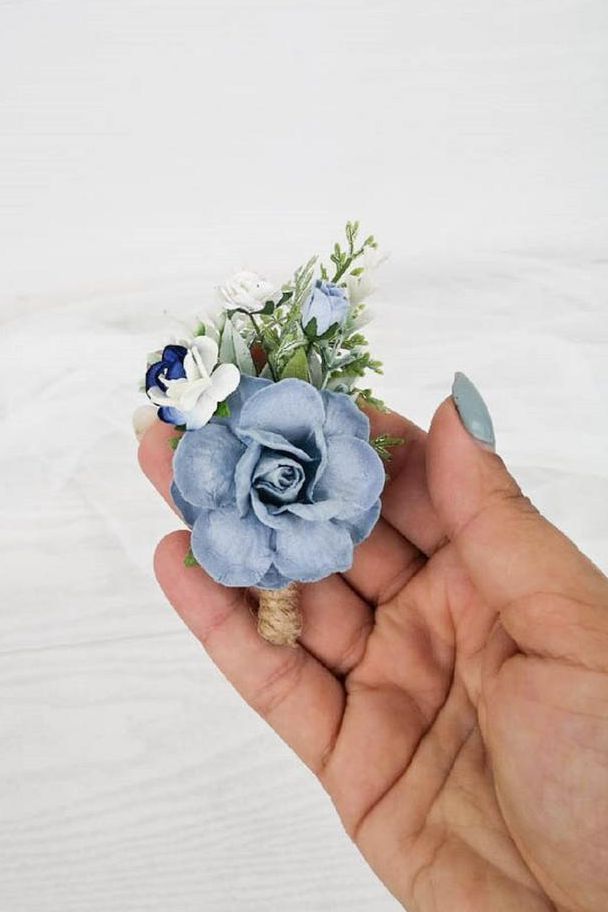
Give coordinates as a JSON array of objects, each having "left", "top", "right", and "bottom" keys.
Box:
[{"left": 1, "top": 1, "right": 607, "bottom": 910}]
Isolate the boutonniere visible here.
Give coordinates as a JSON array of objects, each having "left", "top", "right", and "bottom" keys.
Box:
[{"left": 142, "top": 222, "right": 401, "bottom": 645}]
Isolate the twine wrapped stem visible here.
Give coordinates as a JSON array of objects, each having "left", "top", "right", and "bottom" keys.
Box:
[{"left": 256, "top": 583, "right": 302, "bottom": 647}]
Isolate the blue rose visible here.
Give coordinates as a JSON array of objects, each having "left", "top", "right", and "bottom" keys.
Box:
[
  {"left": 171, "top": 377, "right": 385, "bottom": 589},
  {"left": 301, "top": 280, "right": 350, "bottom": 336},
  {"left": 145, "top": 338, "right": 240, "bottom": 429},
  {"left": 145, "top": 344, "right": 188, "bottom": 424}
]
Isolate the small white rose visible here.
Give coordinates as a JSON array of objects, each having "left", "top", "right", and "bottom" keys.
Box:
[
  {"left": 344, "top": 247, "right": 388, "bottom": 306},
  {"left": 147, "top": 337, "right": 240, "bottom": 430},
  {"left": 219, "top": 270, "right": 276, "bottom": 311}
]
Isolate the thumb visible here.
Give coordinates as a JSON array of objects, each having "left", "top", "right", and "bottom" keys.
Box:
[{"left": 427, "top": 372, "right": 608, "bottom": 665}]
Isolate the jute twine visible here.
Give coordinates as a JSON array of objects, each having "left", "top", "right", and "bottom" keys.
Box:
[{"left": 256, "top": 583, "right": 302, "bottom": 647}]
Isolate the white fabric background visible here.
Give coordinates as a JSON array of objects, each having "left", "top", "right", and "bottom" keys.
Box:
[{"left": 1, "top": 1, "right": 607, "bottom": 910}]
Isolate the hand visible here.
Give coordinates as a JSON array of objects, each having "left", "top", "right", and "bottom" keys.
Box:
[{"left": 137, "top": 377, "right": 608, "bottom": 912}]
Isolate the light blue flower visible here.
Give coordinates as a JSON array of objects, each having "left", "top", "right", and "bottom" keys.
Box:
[
  {"left": 171, "top": 377, "right": 385, "bottom": 589},
  {"left": 301, "top": 280, "right": 350, "bottom": 336}
]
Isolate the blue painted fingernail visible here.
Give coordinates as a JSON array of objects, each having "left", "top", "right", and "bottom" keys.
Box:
[{"left": 451, "top": 372, "right": 496, "bottom": 451}]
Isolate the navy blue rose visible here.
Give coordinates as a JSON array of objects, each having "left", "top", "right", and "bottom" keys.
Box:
[
  {"left": 301, "top": 280, "right": 350, "bottom": 336},
  {"left": 171, "top": 377, "right": 385, "bottom": 589},
  {"left": 145, "top": 338, "right": 240, "bottom": 429},
  {"left": 145, "top": 344, "right": 188, "bottom": 425}
]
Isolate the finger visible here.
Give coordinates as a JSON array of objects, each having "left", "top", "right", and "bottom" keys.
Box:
[
  {"left": 298, "top": 576, "right": 374, "bottom": 675},
  {"left": 155, "top": 531, "right": 345, "bottom": 773},
  {"left": 426, "top": 378, "right": 608, "bottom": 662},
  {"left": 138, "top": 418, "right": 178, "bottom": 507},
  {"left": 364, "top": 405, "right": 445, "bottom": 555}
]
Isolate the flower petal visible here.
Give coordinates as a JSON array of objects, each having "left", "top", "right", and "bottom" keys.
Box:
[
  {"left": 173, "top": 423, "right": 244, "bottom": 507},
  {"left": 170, "top": 481, "right": 201, "bottom": 528},
  {"left": 183, "top": 350, "right": 201, "bottom": 383},
  {"left": 190, "top": 336, "right": 219, "bottom": 375},
  {"left": 255, "top": 564, "right": 291, "bottom": 591},
  {"left": 273, "top": 519, "right": 354, "bottom": 582},
  {"left": 234, "top": 442, "right": 262, "bottom": 516},
  {"left": 145, "top": 362, "right": 167, "bottom": 393},
  {"left": 250, "top": 490, "right": 285, "bottom": 529},
  {"left": 182, "top": 364, "right": 240, "bottom": 430},
  {"left": 321, "top": 390, "right": 369, "bottom": 440},
  {"left": 342, "top": 501, "right": 381, "bottom": 545},
  {"left": 275, "top": 499, "right": 342, "bottom": 521},
  {"left": 218, "top": 375, "right": 272, "bottom": 427},
  {"left": 237, "top": 427, "right": 313, "bottom": 463},
  {"left": 157, "top": 405, "right": 187, "bottom": 425},
  {"left": 184, "top": 394, "right": 217, "bottom": 431},
  {"left": 249, "top": 494, "right": 342, "bottom": 532},
  {"left": 210, "top": 362, "right": 240, "bottom": 401},
  {"left": 191, "top": 505, "right": 273, "bottom": 586},
  {"left": 162, "top": 344, "right": 188, "bottom": 364},
  {"left": 238, "top": 379, "right": 325, "bottom": 445},
  {"left": 165, "top": 358, "right": 187, "bottom": 381},
  {"left": 314, "top": 436, "right": 385, "bottom": 515}
]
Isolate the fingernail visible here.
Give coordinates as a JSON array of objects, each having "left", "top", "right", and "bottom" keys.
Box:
[
  {"left": 451, "top": 372, "right": 496, "bottom": 451},
  {"left": 132, "top": 405, "right": 158, "bottom": 442}
]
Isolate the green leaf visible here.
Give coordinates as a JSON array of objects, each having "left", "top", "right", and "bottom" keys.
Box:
[
  {"left": 372, "top": 434, "right": 406, "bottom": 463},
  {"left": 342, "top": 332, "right": 367, "bottom": 350},
  {"left": 184, "top": 548, "right": 199, "bottom": 568},
  {"left": 168, "top": 434, "right": 183, "bottom": 451},
  {"left": 307, "top": 349, "right": 323, "bottom": 388},
  {"left": 231, "top": 325, "right": 256, "bottom": 376},
  {"left": 303, "top": 317, "right": 318, "bottom": 340},
  {"left": 214, "top": 401, "right": 231, "bottom": 418},
  {"left": 356, "top": 388, "right": 389, "bottom": 412},
  {"left": 194, "top": 322, "right": 206, "bottom": 336},
  {"left": 275, "top": 290, "right": 293, "bottom": 308},
  {"left": 219, "top": 319, "right": 236, "bottom": 364},
  {"left": 318, "top": 322, "right": 341, "bottom": 341},
  {"left": 220, "top": 317, "right": 256, "bottom": 376},
  {"left": 280, "top": 346, "right": 310, "bottom": 382}
]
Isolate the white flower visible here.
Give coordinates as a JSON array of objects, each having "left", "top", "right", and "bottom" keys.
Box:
[
  {"left": 344, "top": 247, "right": 388, "bottom": 305},
  {"left": 219, "top": 270, "right": 276, "bottom": 311},
  {"left": 147, "top": 337, "right": 240, "bottom": 430}
]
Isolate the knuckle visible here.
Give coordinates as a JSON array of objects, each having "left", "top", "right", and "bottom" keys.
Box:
[
  {"left": 249, "top": 650, "right": 306, "bottom": 718},
  {"left": 334, "top": 618, "right": 373, "bottom": 675}
]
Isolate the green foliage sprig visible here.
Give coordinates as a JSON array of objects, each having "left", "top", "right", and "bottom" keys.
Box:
[
  {"left": 192, "top": 220, "right": 386, "bottom": 410},
  {"left": 372, "top": 434, "right": 405, "bottom": 463},
  {"left": 184, "top": 548, "right": 199, "bottom": 567},
  {"left": 320, "top": 220, "right": 377, "bottom": 285}
]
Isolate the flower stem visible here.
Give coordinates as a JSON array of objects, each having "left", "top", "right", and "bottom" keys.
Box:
[
  {"left": 331, "top": 245, "right": 366, "bottom": 284},
  {"left": 229, "top": 307, "right": 278, "bottom": 380},
  {"left": 256, "top": 583, "right": 301, "bottom": 646}
]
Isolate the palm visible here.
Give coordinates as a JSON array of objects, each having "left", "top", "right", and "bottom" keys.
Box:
[
  {"left": 320, "top": 543, "right": 553, "bottom": 910},
  {"left": 140, "top": 401, "right": 608, "bottom": 912}
]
